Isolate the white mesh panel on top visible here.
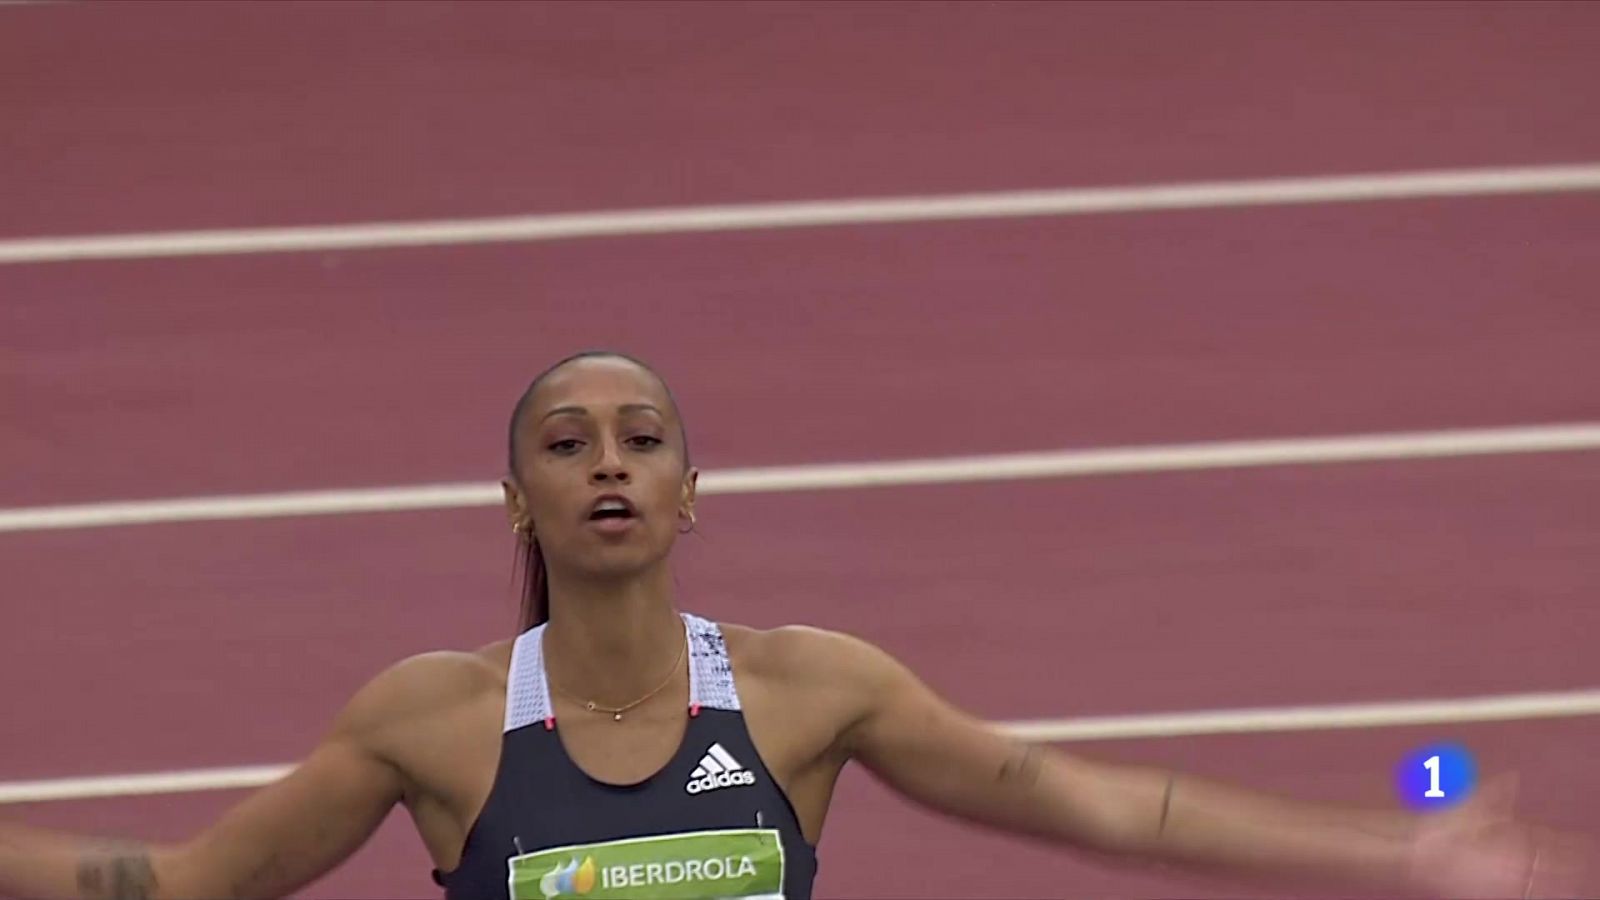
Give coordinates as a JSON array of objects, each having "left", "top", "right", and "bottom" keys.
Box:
[
  {"left": 503, "top": 613, "right": 738, "bottom": 731},
  {"left": 686, "top": 613, "right": 741, "bottom": 712},
  {"left": 503, "top": 624, "right": 553, "bottom": 733}
]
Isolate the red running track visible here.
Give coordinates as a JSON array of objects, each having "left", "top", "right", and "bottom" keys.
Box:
[
  {"left": 3, "top": 2, "right": 1599, "bottom": 897},
  {"left": 4, "top": 1, "right": 1600, "bottom": 235},
  {"left": 5, "top": 196, "right": 1599, "bottom": 507}
]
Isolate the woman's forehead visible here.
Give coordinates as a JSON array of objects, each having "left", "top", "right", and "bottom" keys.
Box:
[{"left": 529, "top": 357, "right": 674, "bottom": 416}]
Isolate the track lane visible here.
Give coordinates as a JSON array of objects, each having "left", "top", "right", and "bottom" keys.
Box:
[
  {"left": 3, "top": 2, "right": 1598, "bottom": 236},
  {"left": 4, "top": 452, "right": 1593, "bottom": 779},
  {"left": 6, "top": 194, "right": 1598, "bottom": 506}
]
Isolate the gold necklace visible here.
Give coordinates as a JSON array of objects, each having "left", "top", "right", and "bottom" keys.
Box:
[{"left": 549, "top": 635, "right": 688, "bottom": 722}]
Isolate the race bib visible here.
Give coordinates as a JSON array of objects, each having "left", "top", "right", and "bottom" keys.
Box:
[{"left": 507, "top": 828, "right": 786, "bottom": 900}]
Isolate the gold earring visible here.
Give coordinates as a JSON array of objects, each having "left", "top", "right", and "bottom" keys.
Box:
[{"left": 678, "top": 509, "right": 697, "bottom": 534}]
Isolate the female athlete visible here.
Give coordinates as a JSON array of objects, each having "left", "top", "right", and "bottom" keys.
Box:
[{"left": 0, "top": 351, "right": 1584, "bottom": 899}]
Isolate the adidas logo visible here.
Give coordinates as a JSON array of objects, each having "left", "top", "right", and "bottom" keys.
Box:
[{"left": 685, "top": 742, "right": 756, "bottom": 795}]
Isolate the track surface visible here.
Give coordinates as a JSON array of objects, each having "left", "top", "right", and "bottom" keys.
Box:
[{"left": 3, "top": 2, "right": 1599, "bottom": 897}]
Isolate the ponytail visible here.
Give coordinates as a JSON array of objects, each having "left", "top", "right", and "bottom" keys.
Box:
[{"left": 518, "top": 535, "right": 550, "bottom": 631}]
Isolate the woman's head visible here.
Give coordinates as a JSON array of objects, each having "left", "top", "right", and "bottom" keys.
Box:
[{"left": 504, "top": 351, "right": 697, "bottom": 630}]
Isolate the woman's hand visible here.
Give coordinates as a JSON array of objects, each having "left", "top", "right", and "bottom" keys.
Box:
[{"left": 1407, "top": 775, "right": 1588, "bottom": 900}]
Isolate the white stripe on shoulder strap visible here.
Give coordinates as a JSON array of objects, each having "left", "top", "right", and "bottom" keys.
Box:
[
  {"left": 504, "top": 624, "right": 554, "bottom": 733},
  {"left": 684, "top": 613, "right": 742, "bottom": 712}
]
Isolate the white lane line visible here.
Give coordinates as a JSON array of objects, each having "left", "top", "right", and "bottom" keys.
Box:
[
  {"left": 0, "top": 482, "right": 504, "bottom": 533},
  {"left": 5, "top": 687, "right": 1598, "bottom": 805},
  {"left": 997, "top": 688, "right": 1600, "bottom": 742},
  {"left": 3, "top": 423, "right": 1598, "bottom": 534},
  {"left": 0, "top": 766, "right": 293, "bottom": 805},
  {"left": 3, "top": 163, "right": 1599, "bottom": 264}
]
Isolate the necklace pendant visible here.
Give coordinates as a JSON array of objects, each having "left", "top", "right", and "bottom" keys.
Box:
[
  {"left": 613, "top": 712, "right": 623, "bottom": 722},
  {"left": 585, "top": 701, "right": 596, "bottom": 712}
]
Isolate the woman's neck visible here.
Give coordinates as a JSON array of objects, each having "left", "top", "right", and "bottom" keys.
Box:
[{"left": 541, "top": 565, "right": 686, "bottom": 708}]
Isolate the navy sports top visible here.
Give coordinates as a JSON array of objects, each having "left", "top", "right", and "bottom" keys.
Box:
[{"left": 435, "top": 613, "right": 817, "bottom": 899}]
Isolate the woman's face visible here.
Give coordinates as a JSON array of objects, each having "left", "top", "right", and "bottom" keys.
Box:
[{"left": 506, "top": 357, "right": 696, "bottom": 582}]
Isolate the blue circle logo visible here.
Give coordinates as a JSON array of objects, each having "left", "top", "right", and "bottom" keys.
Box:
[{"left": 1395, "top": 742, "right": 1477, "bottom": 811}]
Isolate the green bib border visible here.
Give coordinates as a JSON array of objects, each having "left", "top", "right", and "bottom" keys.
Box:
[{"left": 506, "top": 827, "right": 787, "bottom": 900}]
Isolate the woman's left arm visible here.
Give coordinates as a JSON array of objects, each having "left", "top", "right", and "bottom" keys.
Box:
[{"left": 825, "top": 631, "right": 1580, "bottom": 897}]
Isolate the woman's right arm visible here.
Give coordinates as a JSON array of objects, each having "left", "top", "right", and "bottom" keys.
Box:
[{"left": 0, "top": 658, "right": 432, "bottom": 900}]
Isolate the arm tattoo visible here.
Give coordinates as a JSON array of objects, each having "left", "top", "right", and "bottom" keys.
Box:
[
  {"left": 229, "top": 851, "right": 287, "bottom": 900},
  {"left": 996, "top": 741, "right": 1044, "bottom": 789},
  {"left": 75, "top": 846, "right": 158, "bottom": 900}
]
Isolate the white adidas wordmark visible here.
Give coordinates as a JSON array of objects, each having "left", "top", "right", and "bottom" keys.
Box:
[{"left": 686, "top": 743, "right": 756, "bottom": 795}]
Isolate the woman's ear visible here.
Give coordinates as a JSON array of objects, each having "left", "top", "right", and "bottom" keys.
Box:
[
  {"left": 503, "top": 479, "right": 529, "bottom": 531},
  {"left": 680, "top": 467, "right": 699, "bottom": 517}
]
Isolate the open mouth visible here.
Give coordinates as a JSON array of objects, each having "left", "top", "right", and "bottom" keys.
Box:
[{"left": 588, "top": 496, "right": 638, "bottom": 522}]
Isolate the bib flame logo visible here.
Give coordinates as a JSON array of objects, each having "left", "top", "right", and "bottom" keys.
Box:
[{"left": 538, "top": 855, "right": 597, "bottom": 898}]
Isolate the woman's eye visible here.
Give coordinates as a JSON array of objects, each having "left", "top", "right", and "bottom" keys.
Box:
[
  {"left": 548, "top": 439, "right": 583, "bottom": 453},
  {"left": 627, "top": 435, "right": 663, "bottom": 449}
]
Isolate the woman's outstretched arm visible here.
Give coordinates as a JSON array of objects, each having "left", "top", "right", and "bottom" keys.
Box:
[
  {"left": 811, "top": 629, "right": 1584, "bottom": 897},
  {"left": 0, "top": 658, "right": 431, "bottom": 900}
]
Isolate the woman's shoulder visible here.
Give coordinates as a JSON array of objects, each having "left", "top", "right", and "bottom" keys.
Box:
[
  {"left": 719, "top": 621, "right": 901, "bottom": 693},
  {"left": 379, "top": 641, "right": 512, "bottom": 696},
  {"left": 335, "top": 641, "right": 513, "bottom": 740},
  {"left": 719, "top": 621, "right": 919, "bottom": 758}
]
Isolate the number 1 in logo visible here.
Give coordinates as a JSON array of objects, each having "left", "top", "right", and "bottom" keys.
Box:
[
  {"left": 1423, "top": 755, "right": 1445, "bottom": 798},
  {"left": 1396, "top": 743, "right": 1476, "bottom": 810}
]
